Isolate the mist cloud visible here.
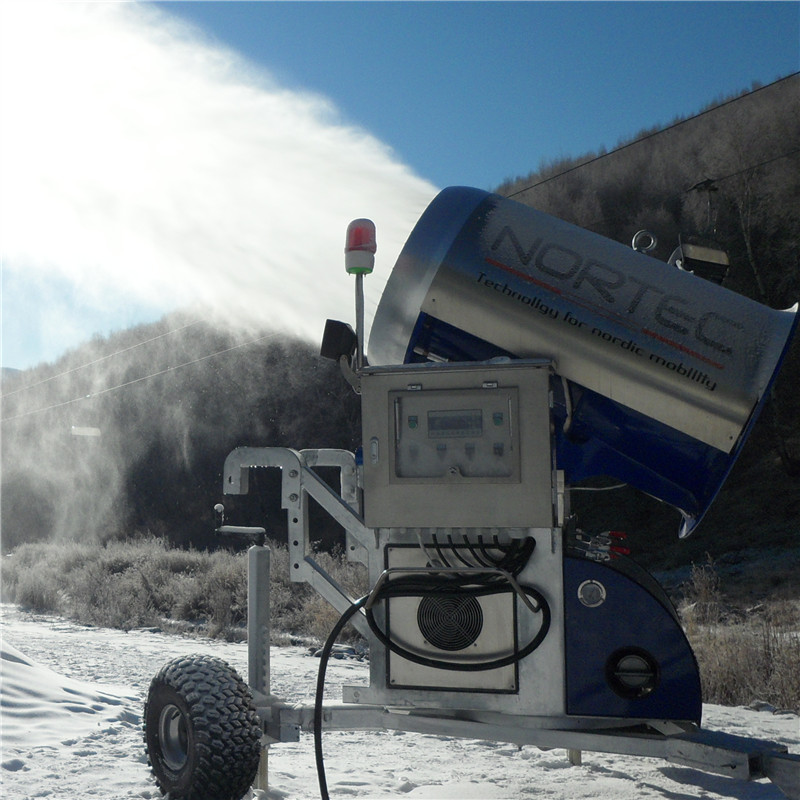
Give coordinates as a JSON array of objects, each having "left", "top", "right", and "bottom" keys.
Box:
[{"left": 1, "top": 3, "right": 437, "bottom": 364}]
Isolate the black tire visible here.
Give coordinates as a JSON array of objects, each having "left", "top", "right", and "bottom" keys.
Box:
[{"left": 144, "top": 654, "right": 261, "bottom": 800}]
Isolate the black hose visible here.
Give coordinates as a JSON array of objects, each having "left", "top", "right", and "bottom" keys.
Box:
[
  {"left": 314, "top": 595, "right": 368, "bottom": 800},
  {"left": 314, "top": 570, "right": 551, "bottom": 799},
  {"left": 431, "top": 533, "right": 452, "bottom": 568},
  {"left": 463, "top": 534, "right": 493, "bottom": 567},
  {"left": 447, "top": 534, "right": 475, "bottom": 568}
]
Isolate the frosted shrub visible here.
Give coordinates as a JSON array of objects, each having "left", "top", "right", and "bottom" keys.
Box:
[
  {"left": 680, "top": 559, "right": 800, "bottom": 712},
  {"left": 3, "top": 537, "right": 367, "bottom": 643}
]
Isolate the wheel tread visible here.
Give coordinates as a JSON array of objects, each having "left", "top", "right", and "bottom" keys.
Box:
[{"left": 144, "top": 654, "right": 261, "bottom": 800}]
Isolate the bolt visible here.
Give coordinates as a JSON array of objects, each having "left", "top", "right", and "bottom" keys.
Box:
[{"left": 289, "top": 493, "right": 299, "bottom": 503}]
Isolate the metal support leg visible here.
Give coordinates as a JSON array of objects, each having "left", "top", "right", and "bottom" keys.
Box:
[{"left": 248, "top": 545, "right": 271, "bottom": 792}]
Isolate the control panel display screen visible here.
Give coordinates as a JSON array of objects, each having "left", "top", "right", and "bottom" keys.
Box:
[{"left": 427, "top": 409, "right": 482, "bottom": 439}]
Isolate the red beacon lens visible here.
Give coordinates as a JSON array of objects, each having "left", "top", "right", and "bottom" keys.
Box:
[
  {"left": 346, "top": 219, "right": 377, "bottom": 253},
  {"left": 345, "top": 218, "right": 376, "bottom": 274}
]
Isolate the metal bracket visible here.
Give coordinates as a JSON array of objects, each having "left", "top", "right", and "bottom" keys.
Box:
[{"left": 223, "top": 446, "right": 373, "bottom": 639}]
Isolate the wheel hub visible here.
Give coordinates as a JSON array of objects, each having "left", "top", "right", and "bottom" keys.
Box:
[{"left": 158, "top": 703, "right": 189, "bottom": 771}]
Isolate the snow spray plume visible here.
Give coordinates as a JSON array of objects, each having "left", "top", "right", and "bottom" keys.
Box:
[
  {"left": 0, "top": 3, "right": 436, "bottom": 549},
  {"left": 0, "top": 316, "right": 359, "bottom": 551}
]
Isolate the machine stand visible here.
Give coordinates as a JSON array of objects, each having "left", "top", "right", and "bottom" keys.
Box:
[{"left": 222, "top": 440, "right": 799, "bottom": 800}]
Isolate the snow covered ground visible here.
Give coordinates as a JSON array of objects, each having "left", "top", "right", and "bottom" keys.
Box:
[{"left": 2, "top": 603, "right": 799, "bottom": 800}]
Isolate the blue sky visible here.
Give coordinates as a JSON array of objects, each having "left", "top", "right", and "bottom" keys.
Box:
[
  {"left": 156, "top": 1, "right": 799, "bottom": 190},
  {"left": 1, "top": 1, "right": 798, "bottom": 372}
]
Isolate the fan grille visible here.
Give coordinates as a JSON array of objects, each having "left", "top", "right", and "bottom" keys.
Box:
[{"left": 417, "top": 594, "right": 483, "bottom": 651}]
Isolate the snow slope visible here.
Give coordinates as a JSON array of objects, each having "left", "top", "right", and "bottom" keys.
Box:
[{"left": 1, "top": 604, "right": 799, "bottom": 800}]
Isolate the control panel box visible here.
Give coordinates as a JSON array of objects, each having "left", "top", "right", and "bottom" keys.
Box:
[{"left": 360, "top": 360, "right": 554, "bottom": 528}]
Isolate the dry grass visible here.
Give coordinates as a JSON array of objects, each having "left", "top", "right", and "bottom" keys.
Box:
[
  {"left": 2, "top": 537, "right": 367, "bottom": 642},
  {"left": 680, "top": 556, "right": 800, "bottom": 712},
  {"left": 4, "top": 540, "right": 799, "bottom": 711},
  {"left": 688, "top": 621, "right": 800, "bottom": 712}
]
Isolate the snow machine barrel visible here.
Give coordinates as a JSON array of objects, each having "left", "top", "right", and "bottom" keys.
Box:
[{"left": 368, "top": 187, "right": 798, "bottom": 537}]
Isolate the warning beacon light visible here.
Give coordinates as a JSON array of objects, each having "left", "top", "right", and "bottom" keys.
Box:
[
  {"left": 344, "top": 217, "right": 377, "bottom": 371},
  {"left": 345, "top": 218, "right": 377, "bottom": 275}
]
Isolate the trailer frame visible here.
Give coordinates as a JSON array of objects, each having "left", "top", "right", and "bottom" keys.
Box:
[{"left": 224, "top": 444, "right": 800, "bottom": 800}]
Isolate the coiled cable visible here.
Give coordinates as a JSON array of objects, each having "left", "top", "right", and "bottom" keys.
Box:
[{"left": 314, "top": 568, "right": 550, "bottom": 799}]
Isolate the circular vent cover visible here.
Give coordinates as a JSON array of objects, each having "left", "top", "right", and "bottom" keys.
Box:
[
  {"left": 417, "top": 595, "right": 483, "bottom": 651},
  {"left": 605, "top": 647, "right": 660, "bottom": 699}
]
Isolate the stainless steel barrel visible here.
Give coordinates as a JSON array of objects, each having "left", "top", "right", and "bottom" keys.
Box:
[{"left": 369, "top": 187, "right": 797, "bottom": 536}]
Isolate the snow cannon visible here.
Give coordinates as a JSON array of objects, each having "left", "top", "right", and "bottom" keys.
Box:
[
  {"left": 369, "top": 186, "right": 798, "bottom": 537},
  {"left": 143, "top": 190, "right": 800, "bottom": 800}
]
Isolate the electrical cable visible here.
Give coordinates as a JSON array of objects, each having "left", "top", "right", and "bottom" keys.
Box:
[
  {"left": 431, "top": 533, "right": 452, "bottom": 569},
  {"left": 314, "top": 565, "right": 551, "bottom": 799},
  {"left": 424, "top": 535, "right": 535, "bottom": 574},
  {"left": 365, "top": 571, "right": 551, "bottom": 673},
  {"left": 461, "top": 534, "right": 493, "bottom": 568},
  {"left": 314, "top": 594, "right": 369, "bottom": 800},
  {"left": 1, "top": 331, "right": 280, "bottom": 423},
  {"left": 503, "top": 72, "right": 799, "bottom": 200},
  {"left": 446, "top": 534, "right": 475, "bottom": 568},
  {"left": 476, "top": 535, "right": 502, "bottom": 567},
  {"left": 481, "top": 536, "right": 536, "bottom": 574},
  {"left": 7, "top": 77, "right": 796, "bottom": 418},
  {"left": 0, "top": 318, "right": 205, "bottom": 399},
  {"left": 577, "top": 146, "right": 800, "bottom": 237}
]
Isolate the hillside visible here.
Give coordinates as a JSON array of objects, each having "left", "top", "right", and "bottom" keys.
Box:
[{"left": 2, "top": 77, "right": 798, "bottom": 595}]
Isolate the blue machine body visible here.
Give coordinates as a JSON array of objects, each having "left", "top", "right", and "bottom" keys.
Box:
[{"left": 564, "top": 557, "right": 701, "bottom": 721}]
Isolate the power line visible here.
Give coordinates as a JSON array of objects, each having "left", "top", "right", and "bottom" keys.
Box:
[
  {"left": 4, "top": 76, "right": 796, "bottom": 413},
  {"left": 708, "top": 147, "right": 800, "bottom": 186},
  {"left": 1, "top": 331, "right": 280, "bottom": 424},
  {"left": 0, "top": 317, "right": 205, "bottom": 399},
  {"left": 503, "top": 72, "right": 799, "bottom": 200},
  {"left": 579, "top": 147, "right": 800, "bottom": 234}
]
